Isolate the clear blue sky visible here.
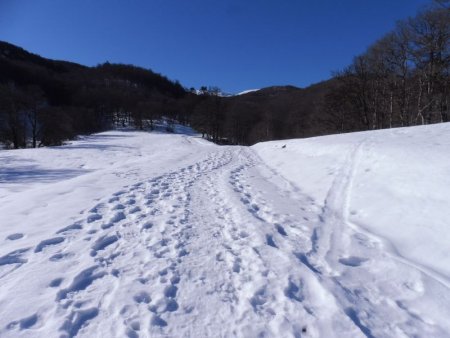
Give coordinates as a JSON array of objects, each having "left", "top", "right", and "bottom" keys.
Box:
[{"left": 0, "top": 0, "right": 431, "bottom": 93}]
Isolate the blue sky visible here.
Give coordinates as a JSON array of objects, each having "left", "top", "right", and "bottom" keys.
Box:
[{"left": 0, "top": 0, "right": 431, "bottom": 93}]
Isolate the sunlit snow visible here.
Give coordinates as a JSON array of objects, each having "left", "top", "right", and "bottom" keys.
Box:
[{"left": 0, "top": 123, "right": 449, "bottom": 337}]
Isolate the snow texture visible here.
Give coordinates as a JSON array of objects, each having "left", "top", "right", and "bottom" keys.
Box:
[{"left": 0, "top": 124, "right": 449, "bottom": 337}]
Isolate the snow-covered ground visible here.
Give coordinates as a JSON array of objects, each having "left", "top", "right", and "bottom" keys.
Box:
[{"left": 0, "top": 124, "right": 449, "bottom": 337}]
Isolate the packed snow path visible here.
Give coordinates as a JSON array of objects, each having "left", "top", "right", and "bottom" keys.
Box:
[{"left": 0, "top": 128, "right": 449, "bottom": 337}]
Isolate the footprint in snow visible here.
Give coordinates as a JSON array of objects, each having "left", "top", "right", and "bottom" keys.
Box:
[
  {"left": 90, "top": 235, "right": 119, "bottom": 256},
  {"left": 0, "top": 248, "right": 30, "bottom": 267},
  {"left": 284, "top": 279, "right": 304, "bottom": 302},
  {"left": 266, "top": 234, "right": 278, "bottom": 248},
  {"left": 129, "top": 206, "right": 141, "bottom": 214},
  {"left": 101, "top": 212, "right": 126, "bottom": 229},
  {"left": 89, "top": 203, "right": 105, "bottom": 214},
  {"left": 6, "top": 313, "right": 38, "bottom": 331},
  {"left": 49, "top": 252, "right": 73, "bottom": 262},
  {"left": 87, "top": 214, "right": 102, "bottom": 223},
  {"left": 59, "top": 307, "right": 99, "bottom": 337},
  {"left": 34, "top": 237, "right": 65, "bottom": 253},
  {"left": 113, "top": 190, "right": 126, "bottom": 197},
  {"left": 108, "top": 196, "right": 119, "bottom": 203},
  {"left": 250, "top": 287, "right": 268, "bottom": 312},
  {"left": 6, "top": 233, "right": 24, "bottom": 241},
  {"left": 165, "top": 299, "right": 179, "bottom": 312},
  {"left": 126, "top": 199, "right": 136, "bottom": 205},
  {"left": 150, "top": 315, "right": 167, "bottom": 327},
  {"left": 275, "top": 224, "right": 287, "bottom": 236},
  {"left": 49, "top": 277, "right": 64, "bottom": 287},
  {"left": 233, "top": 258, "right": 241, "bottom": 273},
  {"left": 133, "top": 291, "right": 151, "bottom": 304},
  {"left": 56, "top": 266, "right": 106, "bottom": 301},
  {"left": 338, "top": 256, "right": 368, "bottom": 267},
  {"left": 56, "top": 223, "right": 82, "bottom": 234}
]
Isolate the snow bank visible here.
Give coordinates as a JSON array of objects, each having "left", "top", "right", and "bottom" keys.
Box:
[{"left": 253, "top": 123, "right": 450, "bottom": 280}]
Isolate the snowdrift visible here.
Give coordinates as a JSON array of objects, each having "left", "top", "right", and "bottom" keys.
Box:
[{"left": 254, "top": 123, "right": 450, "bottom": 280}]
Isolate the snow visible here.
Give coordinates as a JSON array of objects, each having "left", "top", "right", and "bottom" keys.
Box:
[
  {"left": 0, "top": 124, "right": 449, "bottom": 337},
  {"left": 236, "top": 89, "right": 260, "bottom": 95},
  {"left": 254, "top": 123, "right": 450, "bottom": 280}
]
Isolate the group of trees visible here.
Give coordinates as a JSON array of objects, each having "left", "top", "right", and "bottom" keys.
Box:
[
  {"left": 0, "top": 84, "right": 54, "bottom": 148},
  {"left": 190, "top": 85, "right": 324, "bottom": 145},
  {"left": 0, "top": 43, "right": 187, "bottom": 148},
  {"left": 191, "top": 87, "right": 280, "bottom": 144},
  {"left": 0, "top": 53, "right": 325, "bottom": 148},
  {"left": 185, "top": 2, "right": 450, "bottom": 144},
  {"left": 325, "top": 2, "right": 449, "bottom": 133}
]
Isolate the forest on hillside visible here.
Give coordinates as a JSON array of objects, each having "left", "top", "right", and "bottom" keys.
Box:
[
  {"left": 0, "top": 1, "right": 448, "bottom": 148},
  {"left": 325, "top": 1, "right": 449, "bottom": 132}
]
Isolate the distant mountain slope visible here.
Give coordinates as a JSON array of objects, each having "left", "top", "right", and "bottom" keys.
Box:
[
  {"left": 0, "top": 41, "right": 340, "bottom": 148},
  {"left": 216, "top": 81, "right": 338, "bottom": 144},
  {"left": 0, "top": 40, "right": 185, "bottom": 99},
  {"left": 0, "top": 40, "right": 86, "bottom": 74},
  {"left": 0, "top": 41, "right": 188, "bottom": 148}
]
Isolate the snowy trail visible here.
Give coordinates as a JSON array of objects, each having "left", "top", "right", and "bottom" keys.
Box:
[{"left": 1, "top": 128, "right": 449, "bottom": 337}]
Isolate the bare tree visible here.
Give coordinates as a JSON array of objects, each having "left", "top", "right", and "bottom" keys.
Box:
[
  {"left": 23, "top": 85, "right": 46, "bottom": 147},
  {"left": 325, "top": 5, "right": 449, "bottom": 132},
  {"left": 0, "top": 83, "right": 26, "bottom": 148}
]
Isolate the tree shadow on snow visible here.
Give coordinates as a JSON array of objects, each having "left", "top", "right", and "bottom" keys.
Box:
[
  {"left": 55, "top": 143, "right": 132, "bottom": 151},
  {"left": 0, "top": 165, "right": 91, "bottom": 183}
]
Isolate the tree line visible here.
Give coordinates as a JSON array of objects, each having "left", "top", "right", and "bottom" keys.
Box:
[
  {"left": 186, "top": 2, "right": 449, "bottom": 144},
  {"left": 190, "top": 85, "right": 325, "bottom": 145},
  {"left": 324, "top": 2, "right": 449, "bottom": 133},
  {"left": 0, "top": 45, "right": 189, "bottom": 148}
]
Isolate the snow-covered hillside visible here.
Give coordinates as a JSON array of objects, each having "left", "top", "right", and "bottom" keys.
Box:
[
  {"left": 0, "top": 124, "right": 449, "bottom": 337},
  {"left": 236, "top": 89, "right": 260, "bottom": 95}
]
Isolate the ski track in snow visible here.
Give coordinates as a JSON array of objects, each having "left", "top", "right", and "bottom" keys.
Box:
[{"left": 0, "top": 129, "right": 449, "bottom": 337}]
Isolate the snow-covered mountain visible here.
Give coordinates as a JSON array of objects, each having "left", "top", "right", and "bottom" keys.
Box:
[{"left": 0, "top": 123, "right": 449, "bottom": 337}]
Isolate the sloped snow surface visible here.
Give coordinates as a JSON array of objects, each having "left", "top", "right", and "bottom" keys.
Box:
[{"left": 0, "top": 125, "right": 449, "bottom": 337}]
